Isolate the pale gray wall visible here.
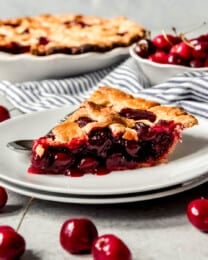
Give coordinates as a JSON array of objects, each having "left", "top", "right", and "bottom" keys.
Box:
[{"left": 0, "top": 0, "right": 206, "bottom": 33}]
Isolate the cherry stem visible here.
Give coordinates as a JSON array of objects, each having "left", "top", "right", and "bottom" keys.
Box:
[
  {"left": 146, "top": 30, "right": 151, "bottom": 39},
  {"left": 183, "top": 22, "right": 207, "bottom": 36},
  {"left": 162, "top": 30, "right": 173, "bottom": 46},
  {"left": 172, "top": 27, "right": 177, "bottom": 36},
  {"left": 16, "top": 197, "right": 34, "bottom": 232},
  {"left": 180, "top": 34, "right": 194, "bottom": 48}
]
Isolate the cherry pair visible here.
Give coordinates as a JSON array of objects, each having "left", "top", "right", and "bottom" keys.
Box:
[
  {"left": 0, "top": 187, "right": 25, "bottom": 260},
  {"left": 60, "top": 218, "right": 132, "bottom": 260}
]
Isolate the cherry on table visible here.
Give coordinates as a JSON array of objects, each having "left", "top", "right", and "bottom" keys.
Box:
[
  {"left": 187, "top": 198, "right": 208, "bottom": 232},
  {"left": 0, "top": 186, "right": 8, "bottom": 209},
  {"left": 60, "top": 218, "right": 98, "bottom": 254},
  {"left": 0, "top": 225, "right": 26, "bottom": 260},
  {"left": 92, "top": 234, "right": 132, "bottom": 260},
  {"left": 0, "top": 106, "right": 10, "bottom": 122}
]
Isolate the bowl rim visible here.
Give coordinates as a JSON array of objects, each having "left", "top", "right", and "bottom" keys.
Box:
[{"left": 129, "top": 43, "right": 208, "bottom": 71}]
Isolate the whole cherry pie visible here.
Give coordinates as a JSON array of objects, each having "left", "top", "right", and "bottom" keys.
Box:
[
  {"left": 0, "top": 14, "right": 146, "bottom": 55},
  {"left": 28, "top": 87, "right": 198, "bottom": 176}
]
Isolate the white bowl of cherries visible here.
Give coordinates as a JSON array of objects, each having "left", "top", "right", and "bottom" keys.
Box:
[{"left": 130, "top": 32, "right": 208, "bottom": 85}]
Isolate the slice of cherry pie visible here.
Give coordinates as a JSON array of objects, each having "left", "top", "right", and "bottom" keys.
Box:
[{"left": 28, "top": 87, "right": 198, "bottom": 176}]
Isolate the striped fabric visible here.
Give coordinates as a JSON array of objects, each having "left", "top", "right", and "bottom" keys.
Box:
[{"left": 0, "top": 58, "right": 208, "bottom": 119}]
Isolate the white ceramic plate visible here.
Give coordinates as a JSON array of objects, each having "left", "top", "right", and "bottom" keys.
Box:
[
  {"left": 1, "top": 172, "right": 208, "bottom": 204},
  {"left": 129, "top": 44, "right": 208, "bottom": 85},
  {"left": 0, "top": 106, "right": 208, "bottom": 196},
  {"left": 0, "top": 47, "right": 129, "bottom": 82}
]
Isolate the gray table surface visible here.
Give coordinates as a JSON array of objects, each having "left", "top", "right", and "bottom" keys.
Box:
[{"left": 1, "top": 1, "right": 208, "bottom": 259}]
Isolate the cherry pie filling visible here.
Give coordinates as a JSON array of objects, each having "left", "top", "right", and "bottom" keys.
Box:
[{"left": 28, "top": 108, "right": 183, "bottom": 176}]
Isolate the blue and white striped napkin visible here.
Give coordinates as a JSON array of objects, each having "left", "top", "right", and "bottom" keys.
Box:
[{"left": 0, "top": 57, "right": 208, "bottom": 119}]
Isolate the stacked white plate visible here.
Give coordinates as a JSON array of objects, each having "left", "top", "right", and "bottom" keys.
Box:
[{"left": 1, "top": 106, "right": 208, "bottom": 204}]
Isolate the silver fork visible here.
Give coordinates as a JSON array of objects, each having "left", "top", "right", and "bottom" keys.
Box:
[{"left": 7, "top": 112, "right": 73, "bottom": 154}]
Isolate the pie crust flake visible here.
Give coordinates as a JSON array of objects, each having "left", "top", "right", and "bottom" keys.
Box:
[
  {"left": 28, "top": 86, "right": 198, "bottom": 176},
  {"left": 0, "top": 14, "right": 146, "bottom": 55}
]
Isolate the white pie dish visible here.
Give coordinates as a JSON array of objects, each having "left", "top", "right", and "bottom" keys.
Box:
[
  {"left": 129, "top": 44, "right": 208, "bottom": 85},
  {"left": 0, "top": 47, "right": 129, "bottom": 82},
  {"left": 0, "top": 105, "right": 208, "bottom": 196},
  {"left": 1, "top": 173, "right": 208, "bottom": 204}
]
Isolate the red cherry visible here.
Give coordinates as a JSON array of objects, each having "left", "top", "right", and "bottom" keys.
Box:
[
  {"left": 170, "top": 42, "right": 192, "bottom": 59},
  {"left": 148, "top": 51, "right": 168, "bottom": 64},
  {"left": 0, "top": 106, "right": 10, "bottom": 122},
  {"left": 189, "top": 39, "right": 201, "bottom": 49},
  {"left": 134, "top": 43, "right": 148, "bottom": 58},
  {"left": 78, "top": 157, "right": 99, "bottom": 173},
  {"left": 0, "top": 186, "right": 8, "bottom": 209},
  {"left": 0, "top": 225, "right": 26, "bottom": 260},
  {"left": 204, "top": 57, "right": 208, "bottom": 67},
  {"left": 38, "top": 36, "right": 49, "bottom": 45},
  {"left": 92, "top": 234, "right": 132, "bottom": 260},
  {"left": 192, "top": 42, "right": 208, "bottom": 60},
  {"left": 134, "top": 39, "right": 156, "bottom": 58},
  {"left": 152, "top": 34, "right": 180, "bottom": 51},
  {"left": 189, "top": 59, "right": 203, "bottom": 68},
  {"left": 167, "top": 53, "right": 186, "bottom": 66},
  {"left": 197, "top": 34, "right": 208, "bottom": 42},
  {"left": 187, "top": 198, "right": 208, "bottom": 231},
  {"left": 60, "top": 218, "right": 98, "bottom": 254},
  {"left": 53, "top": 152, "right": 74, "bottom": 168}
]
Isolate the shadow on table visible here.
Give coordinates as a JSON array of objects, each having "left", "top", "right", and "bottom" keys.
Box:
[
  {"left": 34, "top": 181, "right": 208, "bottom": 230},
  {"left": 22, "top": 250, "right": 41, "bottom": 260},
  {"left": 0, "top": 204, "right": 22, "bottom": 216}
]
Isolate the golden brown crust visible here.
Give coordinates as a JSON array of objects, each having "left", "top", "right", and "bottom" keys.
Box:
[
  {"left": 53, "top": 101, "right": 137, "bottom": 143},
  {"left": 149, "top": 105, "right": 198, "bottom": 128},
  {"left": 88, "top": 86, "right": 198, "bottom": 127},
  {"left": 52, "top": 121, "right": 86, "bottom": 144},
  {"left": 88, "top": 86, "right": 159, "bottom": 110},
  {"left": 52, "top": 86, "right": 198, "bottom": 143},
  {"left": 0, "top": 14, "right": 146, "bottom": 55}
]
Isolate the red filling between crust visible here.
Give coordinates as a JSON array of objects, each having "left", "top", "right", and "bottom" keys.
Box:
[{"left": 28, "top": 110, "right": 183, "bottom": 177}]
